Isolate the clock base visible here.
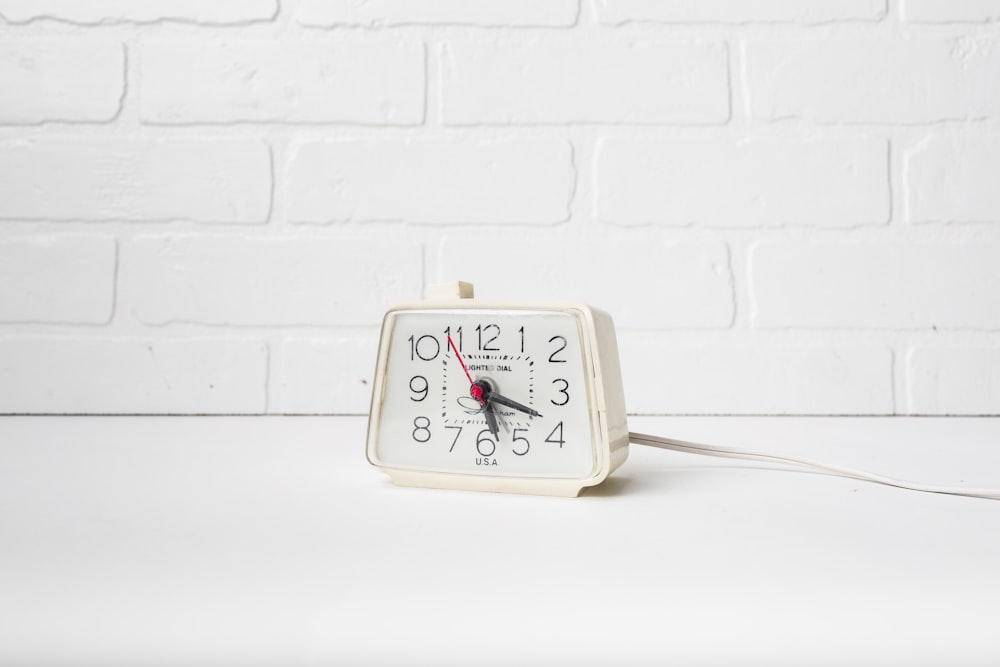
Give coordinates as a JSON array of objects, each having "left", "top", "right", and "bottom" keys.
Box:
[{"left": 381, "top": 468, "right": 597, "bottom": 497}]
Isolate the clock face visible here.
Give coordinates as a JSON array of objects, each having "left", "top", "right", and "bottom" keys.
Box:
[{"left": 371, "top": 308, "right": 597, "bottom": 479}]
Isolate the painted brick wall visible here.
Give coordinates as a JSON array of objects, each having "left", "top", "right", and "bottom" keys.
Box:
[{"left": 1, "top": 0, "right": 998, "bottom": 415}]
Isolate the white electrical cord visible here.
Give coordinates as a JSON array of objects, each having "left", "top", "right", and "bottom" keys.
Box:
[{"left": 629, "top": 432, "right": 1000, "bottom": 501}]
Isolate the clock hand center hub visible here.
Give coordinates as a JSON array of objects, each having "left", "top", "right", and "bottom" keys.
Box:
[{"left": 472, "top": 379, "right": 494, "bottom": 404}]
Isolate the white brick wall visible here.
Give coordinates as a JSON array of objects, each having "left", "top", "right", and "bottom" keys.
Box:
[
  {"left": 902, "top": 0, "right": 1000, "bottom": 23},
  {"left": 595, "top": 0, "right": 888, "bottom": 24},
  {"left": 440, "top": 39, "right": 730, "bottom": 124},
  {"left": 297, "top": 0, "right": 579, "bottom": 27},
  {"left": 0, "top": 338, "right": 267, "bottom": 413},
  {"left": 751, "top": 241, "right": 1000, "bottom": 329},
  {"left": 0, "top": 236, "right": 116, "bottom": 323},
  {"left": 0, "top": 41, "right": 124, "bottom": 123},
  {"left": 0, "top": 1, "right": 278, "bottom": 25},
  {"left": 436, "top": 239, "right": 734, "bottom": 328},
  {"left": 904, "top": 135, "right": 1000, "bottom": 223},
  {"left": 595, "top": 137, "right": 889, "bottom": 226},
  {"left": 139, "top": 40, "right": 425, "bottom": 125},
  {"left": 0, "top": 138, "right": 271, "bottom": 222},
  {"left": 745, "top": 36, "right": 1000, "bottom": 124},
  {"left": 619, "top": 335, "right": 894, "bottom": 415},
  {"left": 1, "top": 1, "right": 998, "bottom": 416},
  {"left": 908, "top": 345, "right": 1000, "bottom": 414},
  {"left": 269, "top": 336, "right": 379, "bottom": 414},
  {"left": 119, "top": 236, "right": 422, "bottom": 326},
  {"left": 287, "top": 138, "right": 574, "bottom": 224}
]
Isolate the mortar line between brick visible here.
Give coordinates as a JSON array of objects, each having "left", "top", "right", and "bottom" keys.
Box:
[
  {"left": 109, "top": 43, "right": 129, "bottom": 124},
  {"left": 265, "top": 144, "right": 276, "bottom": 225},
  {"left": 107, "top": 238, "right": 120, "bottom": 326},
  {"left": 889, "top": 344, "right": 899, "bottom": 415},
  {"left": 263, "top": 340, "right": 272, "bottom": 414},
  {"left": 886, "top": 137, "right": 895, "bottom": 226},
  {"left": 422, "top": 41, "right": 431, "bottom": 126}
]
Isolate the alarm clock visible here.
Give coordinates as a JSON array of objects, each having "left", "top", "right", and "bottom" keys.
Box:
[{"left": 366, "top": 281, "right": 629, "bottom": 496}]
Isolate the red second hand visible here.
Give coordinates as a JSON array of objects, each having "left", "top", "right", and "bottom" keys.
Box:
[{"left": 447, "top": 335, "right": 483, "bottom": 403}]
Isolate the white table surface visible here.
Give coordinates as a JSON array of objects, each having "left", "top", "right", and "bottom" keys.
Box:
[{"left": 1, "top": 416, "right": 998, "bottom": 667}]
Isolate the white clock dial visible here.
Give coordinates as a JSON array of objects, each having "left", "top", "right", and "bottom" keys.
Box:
[{"left": 373, "top": 309, "right": 596, "bottom": 479}]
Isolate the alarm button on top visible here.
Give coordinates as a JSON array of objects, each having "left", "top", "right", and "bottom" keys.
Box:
[{"left": 425, "top": 281, "right": 474, "bottom": 300}]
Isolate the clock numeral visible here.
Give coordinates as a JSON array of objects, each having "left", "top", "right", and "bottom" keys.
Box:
[
  {"left": 551, "top": 379, "right": 569, "bottom": 406},
  {"left": 409, "top": 375, "right": 429, "bottom": 402},
  {"left": 445, "top": 425, "right": 463, "bottom": 452},
  {"left": 518, "top": 326, "right": 525, "bottom": 353},
  {"left": 412, "top": 416, "right": 431, "bottom": 443},
  {"left": 408, "top": 334, "right": 441, "bottom": 362},
  {"left": 476, "top": 324, "right": 501, "bottom": 352},
  {"left": 476, "top": 429, "right": 497, "bottom": 457},
  {"left": 512, "top": 429, "right": 530, "bottom": 456},
  {"left": 444, "top": 326, "right": 463, "bottom": 352},
  {"left": 545, "top": 421, "right": 565, "bottom": 449},
  {"left": 548, "top": 336, "right": 567, "bottom": 363}
]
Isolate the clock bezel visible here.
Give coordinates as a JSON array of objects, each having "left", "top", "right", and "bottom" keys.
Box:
[{"left": 366, "top": 298, "right": 627, "bottom": 497}]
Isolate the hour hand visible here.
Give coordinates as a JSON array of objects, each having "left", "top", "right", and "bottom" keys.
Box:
[
  {"left": 483, "top": 403, "right": 500, "bottom": 439},
  {"left": 487, "top": 392, "right": 543, "bottom": 419}
]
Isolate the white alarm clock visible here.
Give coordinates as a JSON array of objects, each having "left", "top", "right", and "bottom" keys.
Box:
[{"left": 366, "top": 281, "right": 629, "bottom": 496}]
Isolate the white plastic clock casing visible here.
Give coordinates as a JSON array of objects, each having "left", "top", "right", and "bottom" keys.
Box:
[{"left": 366, "top": 284, "right": 629, "bottom": 497}]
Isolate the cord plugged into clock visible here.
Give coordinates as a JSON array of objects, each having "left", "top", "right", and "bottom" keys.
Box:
[{"left": 629, "top": 432, "right": 1000, "bottom": 501}]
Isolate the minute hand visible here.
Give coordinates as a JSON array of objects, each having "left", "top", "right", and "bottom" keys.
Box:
[{"left": 487, "top": 392, "right": 543, "bottom": 418}]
